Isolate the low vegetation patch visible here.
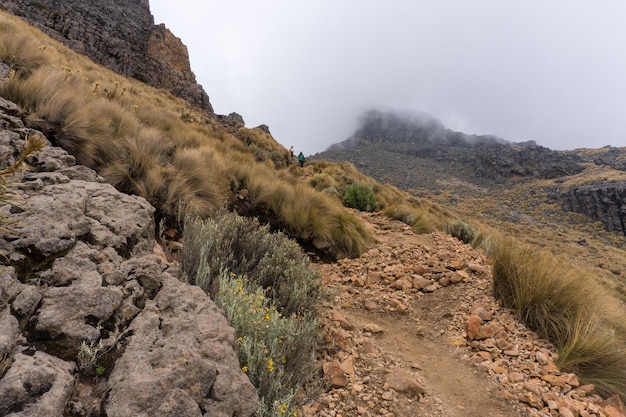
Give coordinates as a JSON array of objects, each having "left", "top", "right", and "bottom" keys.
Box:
[
  {"left": 490, "top": 237, "right": 626, "bottom": 399},
  {"left": 446, "top": 219, "right": 475, "bottom": 244},
  {"left": 343, "top": 183, "right": 376, "bottom": 212},
  {"left": 180, "top": 211, "right": 323, "bottom": 415},
  {"left": 308, "top": 160, "right": 452, "bottom": 233}
]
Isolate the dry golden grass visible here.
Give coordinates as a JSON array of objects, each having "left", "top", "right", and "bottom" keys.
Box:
[
  {"left": 307, "top": 159, "right": 452, "bottom": 233},
  {"left": 101, "top": 128, "right": 168, "bottom": 193},
  {"left": 0, "top": 10, "right": 374, "bottom": 258},
  {"left": 490, "top": 236, "right": 626, "bottom": 399},
  {"left": 0, "top": 30, "right": 51, "bottom": 75},
  {"left": 164, "top": 147, "right": 229, "bottom": 217},
  {"left": 225, "top": 157, "right": 373, "bottom": 258},
  {"left": 557, "top": 164, "right": 626, "bottom": 187},
  {"left": 555, "top": 312, "right": 626, "bottom": 399}
]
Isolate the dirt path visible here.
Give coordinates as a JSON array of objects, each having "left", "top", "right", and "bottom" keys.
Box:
[
  {"left": 305, "top": 211, "right": 611, "bottom": 417},
  {"left": 344, "top": 308, "right": 517, "bottom": 417}
]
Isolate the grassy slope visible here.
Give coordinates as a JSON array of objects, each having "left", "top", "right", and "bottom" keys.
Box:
[
  {"left": 423, "top": 172, "right": 626, "bottom": 299},
  {"left": 0, "top": 10, "right": 414, "bottom": 259}
]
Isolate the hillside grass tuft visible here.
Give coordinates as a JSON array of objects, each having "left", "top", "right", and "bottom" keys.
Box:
[{"left": 490, "top": 237, "right": 626, "bottom": 399}]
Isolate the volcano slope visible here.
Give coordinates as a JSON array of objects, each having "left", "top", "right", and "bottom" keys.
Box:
[{"left": 307, "top": 210, "right": 620, "bottom": 417}]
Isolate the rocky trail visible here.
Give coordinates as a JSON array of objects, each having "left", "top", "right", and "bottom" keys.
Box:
[{"left": 307, "top": 211, "right": 624, "bottom": 417}]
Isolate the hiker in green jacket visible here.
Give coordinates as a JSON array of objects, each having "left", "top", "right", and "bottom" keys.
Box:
[{"left": 298, "top": 152, "right": 305, "bottom": 167}]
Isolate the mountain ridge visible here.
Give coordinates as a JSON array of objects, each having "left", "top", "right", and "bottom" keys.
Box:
[
  {"left": 1, "top": 0, "right": 212, "bottom": 111},
  {"left": 322, "top": 109, "right": 584, "bottom": 181}
]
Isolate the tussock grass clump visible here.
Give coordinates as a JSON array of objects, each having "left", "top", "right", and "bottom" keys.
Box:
[
  {"left": 381, "top": 203, "right": 443, "bottom": 233},
  {"left": 237, "top": 127, "right": 290, "bottom": 168},
  {"left": 309, "top": 173, "right": 337, "bottom": 194},
  {"left": 491, "top": 237, "right": 626, "bottom": 399},
  {"left": 0, "top": 30, "right": 51, "bottom": 75},
  {"left": 446, "top": 219, "right": 475, "bottom": 244},
  {"left": 383, "top": 204, "right": 418, "bottom": 226},
  {"left": 556, "top": 313, "right": 626, "bottom": 398},
  {"left": 180, "top": 211, "right": 323, "bottom": 415},
  {"left": 228, "top": 159, "right": 373, "bottom": 258}
]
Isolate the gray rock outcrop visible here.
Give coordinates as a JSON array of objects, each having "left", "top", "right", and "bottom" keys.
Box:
[
  {"left": 0, "top": 94, "right": 257, "bottom": 415},
  {"left": 561, "top": 182, "right": 626, "bottom": 235},
  {"left": 2, "top": 0, "right": 213, "bottom": 111}
]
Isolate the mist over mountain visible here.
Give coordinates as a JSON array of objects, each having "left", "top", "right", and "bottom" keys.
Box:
[
  {"left": 339, "top": 109, "right": 513, "bottom": 148},
  {"left": 319, "top": 109, "right": 582, "bottom": 183},
  {"left": 314, "top": 109, "right": 626, "bottom": 240}
]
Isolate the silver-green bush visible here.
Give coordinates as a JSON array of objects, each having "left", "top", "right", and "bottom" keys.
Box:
[
  {"left": 181, "top": 210, "right": 323, "bottom": 316},
  {"left": 446, "top": 219, "right": 475, "bottom": 244},
  {"left": 180, "top": 210, "right": 324, "bottom": 416}
]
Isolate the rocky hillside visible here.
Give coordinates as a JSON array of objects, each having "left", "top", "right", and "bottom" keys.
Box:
[
  {"left": 1, "top": 0, "right": 212, "bottom": 111},
  {"left": 314, "top": 109, "right": 626, "bottom": 236},
  {"left": 0, "top": 86, "right": 257, "bottom": 416},
  {"left": 326, "top": 109, "right": 584, "bottom": 182}
]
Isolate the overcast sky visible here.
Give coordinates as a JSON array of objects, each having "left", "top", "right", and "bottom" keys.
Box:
[{"left": 150, "top": 1, "right": 626, "bottom": 156}]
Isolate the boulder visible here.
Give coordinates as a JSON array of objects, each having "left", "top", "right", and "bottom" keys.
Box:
[
  {"left": 105, "top": 275, "right": 259, "bottom": 417},
  {"left": 0, "top": 351, "right": 76, "bottom": 417},
  {"left": 384, "top": 369, "right": 426, "bottom": 397}
]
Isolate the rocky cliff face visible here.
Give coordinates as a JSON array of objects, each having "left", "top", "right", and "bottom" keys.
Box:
[
  {"left": 561, "top": 182, "right": 626, "bottom": 235},
  {"left": 473, "top": 143, "right": 583, "bottom": 179},
  {"left": 2, "top": 0, "right": 213, "bottom": 111},
  {"left": 0, "top": 79, "right": 256, "bottom": 415}
]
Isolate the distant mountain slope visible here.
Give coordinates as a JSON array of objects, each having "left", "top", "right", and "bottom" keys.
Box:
[{"left": 319, "top": 109, "right": 584, "bottom": 187}]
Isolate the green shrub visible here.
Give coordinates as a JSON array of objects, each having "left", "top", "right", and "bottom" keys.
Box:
[
  {"left": 447, "top": 219, "right": 475, "bottom": 244},
  {"left": 180, "top": 210, "right": 323, "bottom": 415},
  {"left": 216, "top": 273, "right": 321, "bottom": 416},
  {"left": 343, "top": 183, "right": 376, "bottom": 212},
  {"left": 180, "top": 210, "right": 323, "bottom": 316}
]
